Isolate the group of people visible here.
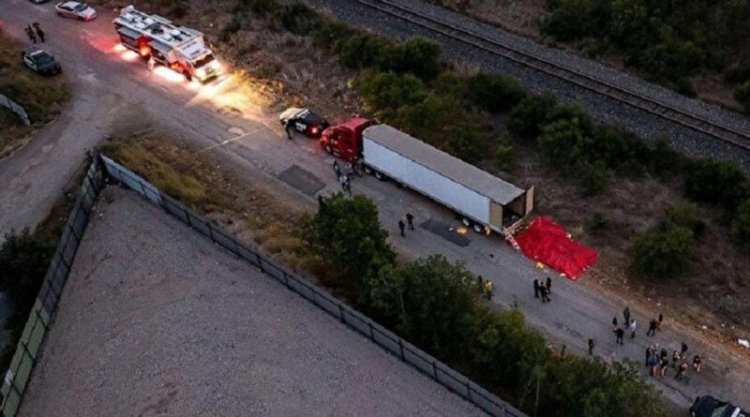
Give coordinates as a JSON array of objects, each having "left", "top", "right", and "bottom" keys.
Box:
[
  {"left": 24, "top": 22, "right": 46, "bottom": 44},
  {"left": 532, "top": 277, "right": 552, "bottom": 303},
  {"left": 646, "top": 342, "right": 703, "bottom": 381},
  {"left": 612, "top": 307, "right": 661, "bottom": 344},
  {"left": 332, "top": 160, "right": 353, "bottom": 196},
  {"left": 397, "top": 213, "right": 415, "bottom": 237}
]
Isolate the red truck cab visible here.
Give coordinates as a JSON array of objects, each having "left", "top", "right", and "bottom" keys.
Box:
[{"left": 320, "top": 117, "right": 374, "bottom": 163}]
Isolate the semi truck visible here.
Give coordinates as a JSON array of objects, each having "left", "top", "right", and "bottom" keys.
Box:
[
  {"left": 321, "top": 118, "right": 534, "bottom": 235},
  {"left": 113, "top": 6, "right": 223, "bottom": 82}
]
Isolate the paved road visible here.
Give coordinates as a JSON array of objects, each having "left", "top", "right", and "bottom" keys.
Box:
[{"left": 1, "top": 1, "right": 749, "bottom": 412}]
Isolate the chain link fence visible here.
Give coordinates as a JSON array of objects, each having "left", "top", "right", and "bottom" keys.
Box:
[
  {"left": 0, "top": 157, "right": 105, "bottom": 417},
  {"left": 0, "top": 154, "right": 527, "bottom": 417},
  {"left": 100, "top": 155, "right": 527, "bottom": 417}
]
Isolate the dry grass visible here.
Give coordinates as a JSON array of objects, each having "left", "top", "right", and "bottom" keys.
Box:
[
  {"left": 98, "top": 132, "right": 318, "bottom": 273},
  {"left": 0, "top": 28, "right": 70, "bottom": 158}
]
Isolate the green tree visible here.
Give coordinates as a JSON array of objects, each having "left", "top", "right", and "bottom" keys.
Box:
[
  {"left": 508, "top": 93, "right": 559, "bottom": 138},
  {"left": 339, "top": 34, "right": 390, "bottom": 69},
  {"left": 466, "top": 73, "right": 527, "bottom": 113},
  {"left": 683, "top": 158, "right": 747, "bottom": 208},
  {"left": 628, "top": 224, "right": 694, "bottom": 279},
  {"left": 442, "top": 124, "right": 489, "bottom": 164},
  {"left": 357, "top": 71, "right": 428, "bottom": 119},
  {"left": 303, "top": 193, "right": 395, "bottom": 296},
  {"left": 665, "top": 202, "right": 705, "bottom": 236},
  {"left": 365, "top": 255, "right": 480, "bottom": 359},
  {"left": 395, "top": 37, "right": 443, "bottom": 80}
]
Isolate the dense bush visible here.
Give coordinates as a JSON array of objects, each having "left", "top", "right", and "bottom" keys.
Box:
[
  {"left": 628, "top": 222, "right": 694, "bottom": 280},
  {"left": 731, "top": 199, "right": 750, "bottom": 251},
  {"left": 734, "top": 80, "right": 750, "bottom": 114},
  {"left": 219, "top": 16, "right": 242, "bottom": 42},
  {"left": 302, "top": 193, "right": 395, "bottom": 296},
  {"left": 683, "top": 159, "right": 747, "bottom": 208},
  {"left": 276, "top": 3, "right": 322, "bottom": 35},
  {"left": 542, "top": 0, "right": 750, "bottom": 97},
  {"left": 508, "top": 93, "right": 559, "bottom": 138},
  {"left": 665, "top": 202, "right": 705, "bottom": 237},
  {"left": 466, "top": 73, "right": 527, "bottom": 113}
]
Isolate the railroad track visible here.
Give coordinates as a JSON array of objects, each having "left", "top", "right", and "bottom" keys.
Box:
[{"left": 355, "top": 0, "right": 750, "bottom": 151}]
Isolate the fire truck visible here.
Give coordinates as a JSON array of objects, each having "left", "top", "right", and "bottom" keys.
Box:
[{"left": 113, "top": 5, "right": 222, "bottom": 82}]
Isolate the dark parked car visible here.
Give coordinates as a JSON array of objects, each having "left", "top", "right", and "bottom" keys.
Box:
[
  {"left": 279, "top": 107, "right": 329, "bottom": 138},
  {"left": 690, "top": 396, "right": 748, "bottom": 417},
  {"left": 21, "top": 49, "right": 61, "bottom": 75}
]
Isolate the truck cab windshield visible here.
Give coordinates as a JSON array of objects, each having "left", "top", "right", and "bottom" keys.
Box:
[{"left": 194, "top": 54, "right": 214, "bottom": 69}]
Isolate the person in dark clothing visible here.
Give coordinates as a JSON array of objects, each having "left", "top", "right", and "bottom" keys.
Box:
[
  {"left": 317, "top": 195, "right": 325, "bottom": 207},
  {"left": 343, "top": 176, "right": 352, "bottom": 196},
  {"left": 398, "top": 220, "right": 405, "bottom": 237},
  {"left": 623, "top": 307, "right": 631, "bottom": 325},
  {"left": 614, "top": 327, "right": 624, "bottom": 345},
  {"left": 675, "top": 361, "right": 689, "bottom": 381},
  {"left": 647, "top": 319, "right": 658, "bottom": 336},
  {"left": 533, "top": 280, "right": 540, "bottom": 298},
  {"left": 680, "top": 342, "right": 688, "bottom": 356},
  {"left": 539, "top": 285, "right": 550, "bottom": 303},
  {"left": 25, "top": 26, "right": 34, "bottom": 42},
  {"left": 645, "top": 345, "right": 655, "bottom": 367},
  {"left": 545, "top": 276, "right": 552, "bottom": 294},
  {"left": 672, "top": 350, "right": 681, "bottom": 368},
  {"left": 406, "top": 212, "right": 414, "bottom": 230},
  {"left": 657, "top": 312, "right": 664, "bottom": 330},
  {"left": 27, "top": 26, "right": 37, "bottom": 44},
  {"left": 35, "top": 26, "right": 45, "bottom": 43},
  {"left": 659, "top": 357, "right": 669, "bottom": 377},
  {"left": 588, "top": 338, "right": 595, "bottom": 355},
  {"left": 285, "top": 122, "right": 294, "bottom": 139},
  {"left": 692, "top": 354, "right": 702, "bottom": 372},
  {"left": 332, "top": 160, "right": 341, "bottom": 177},
  {"left": 647, "top": 354, "right": 659, "bottom": 376},
  {"left": 612, "top": 316, "right": 618, "bottom": 328}
]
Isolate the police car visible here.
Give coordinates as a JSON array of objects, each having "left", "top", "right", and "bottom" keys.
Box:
[
  {"left": 690, "top": 396, "right": 748, "bottom": 417},
  {"left": 54, "top": 1, "right": 97, "bottom": 20},
  {"left": 21, "top": 49, "right": 61, "bottom": 75},
  {"left": 279, "top": 107, "right": 329, "bottom": 138}
]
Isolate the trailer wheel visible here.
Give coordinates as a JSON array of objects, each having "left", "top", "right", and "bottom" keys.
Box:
[
  {"left": 374, "top": 171, "right": 387, "bottom": 181},
  {"left": 363, "top": 165, "right": 373, "bottom": 175},
  {"left": 472, "top": 223, "right": 485, "bottom": 234},
  {"left": 461, "top": 217, "right": 472, "bottom": 228}
]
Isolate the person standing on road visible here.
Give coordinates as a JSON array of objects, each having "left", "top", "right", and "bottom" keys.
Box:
[
  {"left": 33, "top": 23, "right": 45, "bottom": 43},
  {"left": 680, "top": 342, "right": 688, "bottom": 357},
  {"left": 533, "top": 280, "right": 540, "bottom": 299},
  {"left": 657, "top": 312, "right": 664, "bottom": 330},
  {"left": 628, "top": 319, "right": 637, "bottom": 339},
  {"left": 647, "top": 353, "right": 659, "bottom": 376},
  {"left": 675, "top": 361, "right": 689, "bottom": 381},
  {"left": 672, "top": 350, "right": 681, "bottom": 369},
  {"left": 333, "top": 160, "right": 341, "bottom": 177},
  {"left": 545, "top": 276, "right": 552, "bottom": 295},
  {"left": 614, "top": 327, "right": 624, "bottom": 345},
  {"left": 406, "top": 212, "right": 414, "bottom": 230},
  {"left": 27, "top": 26, "right": 37, "bottom": 44},
  {"left": 539, "top": 285, "right": 550, "bottom": 303},
  {"left": 483, "top": 280, "right": 494, "bottom": 300},
  {"left": 398, "top": 219, "right": 405, "bottom": 237},
  {"left": 588, "top": 338, "right": 595, "bottom": 355},
  {"left": 25, "top": 26, "right": 33, "bottom": 42},
  {"left": 692, "top": 354, "right": 702, "bottom": 373},
  {"left": 647, "top": 318, "right": 658, "bottom": 336},
  {"left": 659, "top": 356, "right": 669, "bottom": 377},
  {"left": 344, "top": 176, "right": 352, "bottom": 196},
  {"left": 612, "top": 316, "right": 618, "bottom": 329},
  {"left": 623, "top": 307, "right": 631, "bottom": 325}
]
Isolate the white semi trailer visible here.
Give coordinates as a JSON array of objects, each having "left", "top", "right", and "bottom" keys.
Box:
[{"left": 361, "top": 124, "right": 534, "bottom": 235}]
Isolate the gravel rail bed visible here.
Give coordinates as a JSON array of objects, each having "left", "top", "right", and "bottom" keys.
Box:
[
  {"left": 304, "top": 0, "right": 750, "bottom": 168},
  {"left": 17, "top": 188, "right": 488, "bottom": 417}
]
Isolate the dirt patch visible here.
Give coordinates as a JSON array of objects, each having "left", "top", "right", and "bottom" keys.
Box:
[
  {"left": 99, "top": 131, "right": 319, "bottom": 273},
  {"left": 0, "top": 28, "right": 70, "bottom": 159}
]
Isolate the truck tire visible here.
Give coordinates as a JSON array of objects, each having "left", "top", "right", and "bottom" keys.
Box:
[
  {"left": 374, "top": 170, "right": 387, "bottom": 181},
  {"left": 363, "top": 165, "right": 373, "bottom": 175},
  {"left": 473, "top": 223, "right": 485, "bottom": 234},
  {"left": 461, "top": 217, "right": 472, "bottom": 228}
]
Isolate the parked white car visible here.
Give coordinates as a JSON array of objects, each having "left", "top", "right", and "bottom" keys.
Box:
[{"left": 54, "top": 1, "right": 96, "bottom": 20}]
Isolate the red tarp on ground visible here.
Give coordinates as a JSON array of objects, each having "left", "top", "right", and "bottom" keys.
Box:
[{"left": 515, "top": 217, "right": 598, "bottom": 280}]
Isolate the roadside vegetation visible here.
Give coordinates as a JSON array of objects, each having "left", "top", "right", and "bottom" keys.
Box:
[
  {"left": 0, "top": 28, "right": 70, "bottom": 158},
  {"left": 0, "top": 165, "right": 84, "bottom": 379}
]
